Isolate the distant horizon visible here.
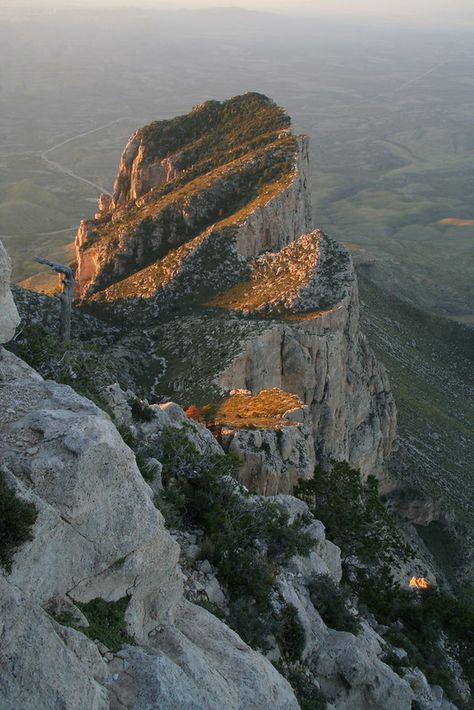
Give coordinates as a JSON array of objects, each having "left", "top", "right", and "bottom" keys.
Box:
[{"left": 3, "top": 1, "right": 474, "bottom": 29}]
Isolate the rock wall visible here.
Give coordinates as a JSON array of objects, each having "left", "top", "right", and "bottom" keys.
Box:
[
  {"left": 217, "top": 282, "right": 397, "bottom": 480},
  {"left": 235, "top": 135, "right": 312, "bottom": 258},
  {"left": 0, "top": 347, "right": 299, "bottom": 710},
  {"left": 0, "top": 240, "right": 19, "bottom": 343},
  {"left": 110, "top": 135, "right": 179, "bottom": 210},
  {"left": 220, "top": 406, "right": 316, "bottom": 496}
]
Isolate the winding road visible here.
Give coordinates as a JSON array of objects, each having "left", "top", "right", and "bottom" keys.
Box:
[{"left": 40, "top": 117, "right": 129, "bottom": 196}]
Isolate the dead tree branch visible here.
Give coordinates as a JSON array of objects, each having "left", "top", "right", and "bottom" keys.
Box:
[{"left": 34, "top": 256, "right": 75, "bottom": 342}]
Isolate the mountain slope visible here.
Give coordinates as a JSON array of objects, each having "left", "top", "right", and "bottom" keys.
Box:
[{"left": 358, "top": 274, "right": 474, "bottom": 601}]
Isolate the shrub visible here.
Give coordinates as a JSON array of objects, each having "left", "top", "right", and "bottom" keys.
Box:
[
  {"left": 277, "top": 603, "right": 306, "bottom": 662},
  {"left": 0, "top": 471, "right": 37, "bottom": 573},
  {"left": 77, "top": 597, "right": 133, "bottom": 652},
  {"left": 8, "top": 324, "right": 119, "bottom": 407},
  {"left": 285, "top": 667, "right": 327, "bottom": 710},
  {"left": 158, "top": 426, "right": 202, "bottom": 480},
  {"left": 154, "top": 485, "right": 187, "bottom": 529},
  {"left": 131, "top": 398, "right": 154, "bottom": 422},
  {"left": 295, "top": 463, "right": 413, "bottom": 570},
  {"left": 160, "top": 449, "right": 313, "bottom": 651},
  {"left": 308, "top": 575, "right": 359, "bottom": 634}
]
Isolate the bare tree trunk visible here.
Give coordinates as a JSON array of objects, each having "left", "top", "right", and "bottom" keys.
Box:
[{"left": 34, "top": 257, "right": 75, "bottom": 342}]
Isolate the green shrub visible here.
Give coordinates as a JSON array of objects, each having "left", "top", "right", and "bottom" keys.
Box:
[
  {"left": 0, "top": 471, "right": 37, "bottom": 573},
  {"left": 8, "top": 324, "right": 119, "bottom": 407},
  {"left": 159, "top": 449, "right": 313, "bottom": 651},
  {"left": 131, "top": 398, "right": 154, "bottom": 422},
  {"left": 277, "top": 603, "right": 306, "bottom": 662},
  {"left": 158, "top": 426, "right": 202, "bottom": 480},
  {"left": 135, "top": 451, "right": 157, "bottom": 482},
  {"left": 285, "top": 667, "right": 327, "bottom": 710},
  {"left": 295, "top": 462, "right": 413, "bottom": 569},
  {"left": 77, "top": 597, "right": 133, "bottom": 652},
  {"left": 154, "top": 485, "right": 187, "bottom": 529},
  {"left": 308, "top": 575, "right": 359, "bottom": 634}
]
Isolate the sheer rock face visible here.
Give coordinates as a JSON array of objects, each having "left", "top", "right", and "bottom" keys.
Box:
[
  {"left": 217, "top": 282, "right": 397, "bottom": 480},
  {"left": 0, "top": 240, "right": 20, "bottom": 344},
  {"left": 220, "top": 407, "right": 316, "bottom": 496},
  {"left": 111, "top": 136, "right": 179, "bottom": 210},
  {"left": 234, "top": 135, "right": 312, "bottom": 259},
  {"left": 0, "top": 345, "right": 298, "bottom": 710}
]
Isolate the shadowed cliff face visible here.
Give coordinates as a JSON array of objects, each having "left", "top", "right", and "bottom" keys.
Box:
[{"left": 73, "top": 93, "right": 396, "bottom": 486}]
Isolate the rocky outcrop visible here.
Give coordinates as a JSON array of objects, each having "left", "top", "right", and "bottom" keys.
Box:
[
  {"left": 0, "top": 240, "right": 19, "bottom": 343},
  {"left": 70, "top": 95, "right": 396, "bottom": 482},
  {"left": 217, "top": 280, "right": 396, "bottom": 479},
  {"left": 0, "top": 348, "right": 299, "bottom": 710},
  {"left": 74, "top": 94, "right": 311, "bottom": 302},
  {"left": 218, "top": 395, "right": 316, "bottom": 495},
  {"left": 0, "top": 347, "right": 183, "bottom": 638},
  {"left": 210, "top": 230, "right": 353, "bottom": 314}
]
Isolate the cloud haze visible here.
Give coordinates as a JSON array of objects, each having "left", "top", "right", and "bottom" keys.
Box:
[{"left": 6, "top": 0, "right": 474, "bottom": 27}]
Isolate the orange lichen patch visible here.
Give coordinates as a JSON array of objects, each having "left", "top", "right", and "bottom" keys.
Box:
[
  {"left": 409, "top": 576, "right": 430, "bottom": 590},
  {"left": 207, "top": 233, "right": 319, "bottom": 312},
  {"left": 438, "top": 218, "right": 474, "bottom": 227},
  {"left": 215, "top": 388, "right": 302, "bottom": 429}
]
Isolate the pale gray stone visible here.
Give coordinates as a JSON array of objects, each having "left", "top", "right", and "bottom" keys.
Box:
[{"left": 0, "top": 240, "right": 20, "bottom": 344}]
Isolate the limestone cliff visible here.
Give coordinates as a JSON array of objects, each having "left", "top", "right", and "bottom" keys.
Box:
[
  {"left": 0, "top": 240, "right": 20, "bottom": 342},
  {"left": 75, "top": 94, "right": 312, "bottom": 303},
  {"left": 216, "top": 280, "right": 396, "bottom": 480},
  {"left": 71, "top": 94, "right": 396, "bottom": 490}
]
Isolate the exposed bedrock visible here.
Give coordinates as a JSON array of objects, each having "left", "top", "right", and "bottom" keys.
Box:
[
  {"left": 0, "top": 348, "right": 299, "bottom": 710},
  {"left": 217, "top": 282, "right": 397, "bottom": 480},
  {"left": 0, "top": 239, "right": 20, "bottom": 344}
]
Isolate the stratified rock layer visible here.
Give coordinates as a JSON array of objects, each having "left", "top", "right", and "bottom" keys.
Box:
[{"left": 75, "top": 94, "right": 312, "bottom": 304}]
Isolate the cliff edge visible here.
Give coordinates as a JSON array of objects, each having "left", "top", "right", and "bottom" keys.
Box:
[{"left": 73, "top": 94, "right": 396, "bottom": 486}]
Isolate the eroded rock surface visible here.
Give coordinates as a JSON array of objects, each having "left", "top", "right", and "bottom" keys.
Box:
[
  {"left": 217, "top": 280, "right": 396, "bottom": 480},
  {"left": 0, "top": 239, "right": 20, "bottom": 343},
  {"left": 0, "top": 347, "right": 298, "bottom": 709}
]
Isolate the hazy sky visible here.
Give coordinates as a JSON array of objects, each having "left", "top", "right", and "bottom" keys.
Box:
[{"left": 7, "top": 0, "right": 474, "bottom": 27}]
